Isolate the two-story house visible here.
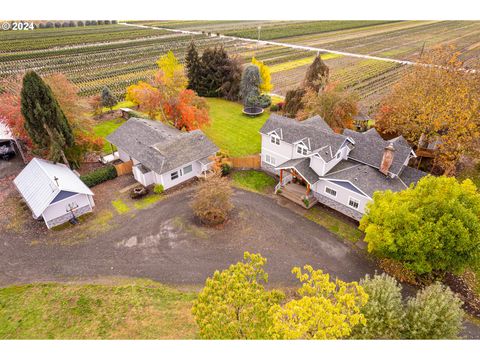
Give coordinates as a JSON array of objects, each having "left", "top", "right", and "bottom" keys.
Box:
[{"left": 260, "top": 114, "right": 426, "bottom": 220}]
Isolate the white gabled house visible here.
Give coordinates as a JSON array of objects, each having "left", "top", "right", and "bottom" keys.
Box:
[
  {"left": 13, "top": 158, "right": 95, "bottom": 229},
  {"left": 106, "top": 118, "right": 218, "bottom": 189},
  {"left": 260, "top": 114, "right": 426, "bottom": 220}
]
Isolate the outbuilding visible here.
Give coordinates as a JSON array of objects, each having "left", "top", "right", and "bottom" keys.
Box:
[{"left": 13, "top": 158, "right": 95, "bottom": 229}]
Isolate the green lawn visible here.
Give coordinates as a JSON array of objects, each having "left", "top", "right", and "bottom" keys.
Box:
[
  {"left": 202, "top": 98, "right": 270, "bottom": 157},
  {"left": 93, "top": 117, "right": 126, "bottom": 153},
  {"left": 305, "top": 206, "right": 364, "bottom": 243},
  {"left": 232, "top": 170, "right": 276, "bottom": 194},
  {"left": 0, "top": 279, "right": 197, "bottom": 339},
  {"left": 101, "top": 100, "right": 136, "bottom": 113}
]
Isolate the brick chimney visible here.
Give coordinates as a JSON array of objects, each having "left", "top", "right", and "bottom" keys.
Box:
[{"left": 380, "top": 142, "right": 395, "bottom": 176}]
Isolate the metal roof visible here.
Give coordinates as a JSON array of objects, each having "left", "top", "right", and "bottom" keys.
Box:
[
  {"left": 0, "top": 122, "right": 13, "bottom": 140},
  {"left": 13, "top": 158, "right": 93, "bottom": 218}
]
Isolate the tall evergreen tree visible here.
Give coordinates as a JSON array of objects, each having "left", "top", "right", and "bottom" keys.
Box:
[
  {"left": 20, "top": 71, "right": 74, "bottom": 166},
  {"left": 101, "top": 86, "right": 117, "bottom": 110},
  {"left": 240, "top": 65, "right": 261, "bottom": 106},
  {"left": 185, "top": 41, "right": 202, "bottom": 92},
  {"left": 197, "top": 46, "right": 241, "bottom": 99}
]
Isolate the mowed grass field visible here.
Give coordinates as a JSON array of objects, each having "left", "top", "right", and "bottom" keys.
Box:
[
  {"left": 92, "top": 117, "right": 126, "bottom": 153},
  {"left": 202, "top": 98, "right": 269, "bottom": 157},
  {"left": 0, "top": 279, "right": 198, "bottom": 339}
]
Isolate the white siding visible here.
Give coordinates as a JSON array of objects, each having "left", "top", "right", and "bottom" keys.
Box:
[
  {"left": 309, "top": 155, "right": 325, "bottom": 176},
  {"left": 261, "top": 133, "right": 293, "bottom": 168},
  {"left": 313, "top": 179, "right": 371, "bottom": 214},
  {"left": 42, "top": 193, "right": 93, "bottom": 227},
  {"left": 158, "top": 160, "right": 203, "bottom": 190},
  {"left": 118, "top": 147, "right": 131, "bottom": 162},
  {"left": 132, "top": 165, "right": 155, "bottom": 187}
]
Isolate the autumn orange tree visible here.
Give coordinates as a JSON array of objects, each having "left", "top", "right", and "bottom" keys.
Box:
[
  {"left": 0, "top": 73, "right": 103, "bottom": 166},
  {"left": 126, "top": 51, "right": 210, "bottom": 131},
  {"left": 375, "top": 46, "right": 480, "bottom": 175},
  {"left": 298, "top": 83, "right": 358, "bottom": 131}
]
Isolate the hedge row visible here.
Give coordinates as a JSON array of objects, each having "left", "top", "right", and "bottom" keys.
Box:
[{"left": 80, "top": 165, "right": 117, "bottom": 187}]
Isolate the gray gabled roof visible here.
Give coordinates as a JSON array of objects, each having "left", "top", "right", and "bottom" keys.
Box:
[
  {"left": 323, "top": 162, "right": 407, "bottom": 198},
  {"left": 106, "top": 118, "right": 218, "bottom": 175},
  {"left": 399, "top": 166, "right": 428, "bottom": 187},
  {"left": 260, "top": 114, "right": 347, "bottom": 161},
  {"left": 342, "top": 128, "right": 413, "bottom": 176},
  {"left": 153, "top": 130, "right": 219, "bottom": 173},
  {"left": 276, "top": 157, "right": 319, "bottom": 185},
  {"left": 106, "top": 118, "right": 179, "bottom": 158}
]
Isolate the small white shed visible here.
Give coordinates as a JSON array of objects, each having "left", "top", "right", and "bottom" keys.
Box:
[{"left": 13, "top": 158, "right": 95, "bottom": 229}]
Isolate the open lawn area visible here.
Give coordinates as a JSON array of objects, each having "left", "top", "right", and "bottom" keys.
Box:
[
  {"left": 231, "top": 170, "right": 276, "bottom": 194},
  {"left": 202, "top": 98, "right": 269, "bottom": 157},
  {"left": 305, "top": 206, "right": 364, "bottom": 244},
  {"left": 0, "top": 279, "right": 197, "bottom": 339},
  {"left": 93, "top": 117, "right": 126, "bottom": 153}
]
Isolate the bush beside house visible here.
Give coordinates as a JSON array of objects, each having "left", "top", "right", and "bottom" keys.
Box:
[{"left": 80, "top": 165, "right": 117, "bottom": 187}]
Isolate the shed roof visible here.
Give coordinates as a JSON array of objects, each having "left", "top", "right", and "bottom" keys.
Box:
[{"left": 13, "top": 158, "right": 93, "bottom": 218}]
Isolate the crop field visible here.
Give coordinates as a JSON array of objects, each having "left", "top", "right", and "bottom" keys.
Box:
[{"left": 1, "top": 20, "right": 479, "bottom": 114}]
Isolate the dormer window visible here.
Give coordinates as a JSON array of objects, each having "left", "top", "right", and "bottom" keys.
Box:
[
  {"left": 296, "top": 144, "right": 308, "bottom": 155},
  {"left": 270, "top": 134, "right": 280, "bottom": 145}
]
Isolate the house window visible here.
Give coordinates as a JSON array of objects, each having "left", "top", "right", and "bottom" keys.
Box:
[
  {"left": 265, "top": 154, "right": 276, "bottom": 165},
  {"left": 171, "top": 171, "right": 179, "bottom": 180},
  {"left": 296, "top": 144, "right": 308, "bottom": 155},
  {"left": 348, "top": 197, "right": 360, "bottom": 209},
  {"left": 325, "top": 187, "right": 337, "bottom": 197},
  {"left": 270, "top": 135, "right": 280, "bottom": 145},
  {"left": 183, "top": 164, "right": 193, "bottom": 174}
]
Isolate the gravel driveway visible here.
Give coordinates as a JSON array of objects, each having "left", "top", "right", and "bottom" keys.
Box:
[{"left": 0, "top": 188, "right": 377, "bottom": 287}]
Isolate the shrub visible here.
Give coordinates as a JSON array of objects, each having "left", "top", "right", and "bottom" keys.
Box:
[
  {"left": 352, "top": 273, "right": 404, "bottom": 339},
  {"left": 191, "top": 175, "right": 233, "bottom": 226},
  {"left": 404, "top": 283, "right": 464, "bottom": 339},
  {"left": 54, "top": 22, "right": 61, "bottom": 28},
  {"left": 85, "top": 20, "right": 91, "bottom": 26},
  {"left": 104, "top": 20, "right": 111, "bottom": 25},
  {"left": 221, "top": 163, "right": 232, "bottom": 176},
  {"left": 69, "top": 21, "right": 76, "bottom": 27},
  {"left": 270, "top": 104, "right": 279, "bottom": 112},
  {"left": 62, "top": 22, "right": 69, "bottom": 27},
  {"left": 80, "top": 165, "right": 117, "bottom": 187},
  {"left": 97, "top": 20, "right": 104, "bottom": 25},
  {"left": 257, "top": 94, "right": 272, "bottom": 108},
  {"left": 277, "top": 101, "right": 284, "bottom": 110},
  {"left": 90, "top": 20, "right": 98, "bottom": 26},
  {"left": 77, "top": 21, "right": 84, "bottom": 26},
  {"left": 111, "top": 20, "right": 118, "bottom": 24},
  {"left": 153, "top": 184, "right": 164, "bottom": 194},
  {"left": 45, "top": 22, "right": 54, "bottom": 28}
]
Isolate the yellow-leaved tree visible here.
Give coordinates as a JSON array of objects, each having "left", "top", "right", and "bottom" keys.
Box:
[
  {"left": 269, "top": 265, "right": 368, "bottom": 339},
  {"left": 252, "top": 56, "right": 273, "bottom": 93}
]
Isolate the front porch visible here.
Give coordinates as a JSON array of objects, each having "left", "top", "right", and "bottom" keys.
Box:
[{"left": 275, "top": 168, "right": 318, "bottom": 209}]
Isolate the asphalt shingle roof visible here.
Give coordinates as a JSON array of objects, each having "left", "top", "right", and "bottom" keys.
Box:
[
  {"left": 399, "top": 166, "right": 429, "bottom": 187},
  {"left": 276, "top": 157, "right": 319, "bottom": 185},
  {"left": 324, "top": 162, "right": 407, "bottom": 198},
  {"left": 260, "top": 114, "right": 347, "bottom": 161},
  {"left": 342, "top": 128, "right": 412, "bottom": 176},
  {"left": 106, "top": 118, "right": 218, "bottom": 175}
]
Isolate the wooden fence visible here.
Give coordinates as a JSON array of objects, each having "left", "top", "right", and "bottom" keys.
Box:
[
  {"left": 115, "top": 160, "right": 133, "bottom": 176},
  {"left": 227, "top": 154, "right": 261, "bottom": 169}
]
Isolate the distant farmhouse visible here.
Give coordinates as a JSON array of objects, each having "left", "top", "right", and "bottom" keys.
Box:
[
  {"left": 14, "top": 158, "right": 95, "bottom": 228},
  {"left": 260, "top": 114, "right": 427, "bottom": 220},
  {"left": 107, "top": 118, "right": 218, "bottom": 189}
]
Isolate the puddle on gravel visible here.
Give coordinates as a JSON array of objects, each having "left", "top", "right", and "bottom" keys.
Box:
[{"left": 116, "top": 219, "right": 180, "bottom": 248}]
